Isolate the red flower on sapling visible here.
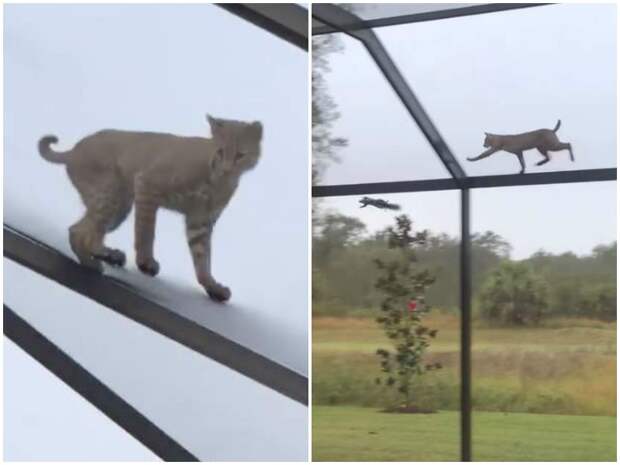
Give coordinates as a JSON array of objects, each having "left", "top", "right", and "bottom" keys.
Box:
[{"left": 408, "top": 300, "right": 417, "bottom": 312}]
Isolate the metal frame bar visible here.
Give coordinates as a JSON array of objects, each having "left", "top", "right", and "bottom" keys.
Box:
[
  {"left": 313, "top": 168, "right": 617, "bottom": 197},
  {"left": 311, "top": 3, "right": 616, "bottom": 461},
  {"left": 459, "top": 189, "right": 472, "bottom": 462},
  {"left": 219, "top": 3, "right": 308, "bottom": 51},
  {"left": 313, "top": 3, "right": 552, "bottom": 35},
  {"left": 4, "top": 225, "right": 308, "bottom": 405},
  {"left": 4, "top": 305, "right": 198, "bottom": 461},
  {"left": 312, "top": 4, "right": 466, "bottom": 182}
]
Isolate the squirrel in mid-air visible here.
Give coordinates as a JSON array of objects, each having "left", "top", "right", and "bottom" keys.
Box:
[{"left": 359, "top": 196, "right": 401, "bottom": 210}]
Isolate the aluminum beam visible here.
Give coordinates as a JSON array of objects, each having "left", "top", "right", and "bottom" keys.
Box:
[
  {"left": 313, "top": 3, "right": 552, "bottom": 35},
  {"left": 219, "top": 3, "right": 308, "bottom": 51},
  {"left": 312, "top": 4, "right": 467, "bottom": 182},
  {"left": 3, "top": 225, "right": 308, "bottom": 405},
  {"left": 312, "top": 168, "right": 617, "bottom": 197},
  {"left": 4, "top": 305, "right": 198, "bottom": 462}
]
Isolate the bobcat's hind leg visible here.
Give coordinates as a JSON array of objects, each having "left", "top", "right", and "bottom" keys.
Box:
[
  {"left": 536, "top": 148, "right": 550, "bottom": 166},
  {"left": 515, "top": 151, "right": 526, "bottom": 174},
  {"left": 553, "top": 141, "right": 574, "bottom": 162},
  {"left": 93, "top": 195, "right": 133, "bottom": 267},
  {"left": 69, "top": 214, "right": 110, "bottom": 271},
  {"left": 70, "top": 176, "right": 132, "bottom": 270},
  {"left": 70, "top": 217, "right": 127, "bottom": 270}
]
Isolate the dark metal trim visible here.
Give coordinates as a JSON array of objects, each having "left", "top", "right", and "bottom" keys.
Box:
[
  {"left": 4, "top": 305, "right": 198, "bottom": 461},
  {"left": 363, "top": 35, "right": 466, "bottom": 181},
  {"left": 313, "top": 3, "right": 552, "bottom": 35},
  {"left": 312, "top": 168, "right": 617, "bottom": 197},
  {"left": 465, "top": 167, "right": 617, "bottom": 188},
  {"left": 3, "top": 225, "right": 308, "bottom": 405},
  {"left": 313, "top": 177, "right": 459, "bottom": 197},
  {"left": 219, "top": 3, "right": 308, "bottom": 51},
  {"left": 459, "top": 189, "right": 472, "bottom": 462},
  {"left": 312, "top": 4, "right": 466, "bottom": 182}
]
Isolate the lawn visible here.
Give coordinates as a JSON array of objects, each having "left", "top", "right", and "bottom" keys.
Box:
[
  {"left": 313, "top": 315, "right": 616, "bottom": 461},
  {"left": 313, "top": 315, "right": 616, "bottom": 415},
  {"left": 313, "top": 406, "right": 617, "bottom": 461}
]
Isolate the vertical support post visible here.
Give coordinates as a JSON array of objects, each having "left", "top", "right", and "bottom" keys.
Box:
[{"left": 460, "top": 188, "right": 472, "bottom": 461}]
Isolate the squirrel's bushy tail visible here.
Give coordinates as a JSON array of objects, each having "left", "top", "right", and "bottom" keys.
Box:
[{"left": 552, "top": 119, "right": 561, "bottom": 132}]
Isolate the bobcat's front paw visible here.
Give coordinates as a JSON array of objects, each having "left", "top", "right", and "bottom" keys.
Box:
[
  {"left": 137, "top": 257, "right": 160, "bottom": 276},
  {"left": 205, "top": 282, "right": 231, "bottom": 303}
]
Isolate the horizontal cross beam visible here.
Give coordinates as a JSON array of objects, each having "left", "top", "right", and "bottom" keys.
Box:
[
  {"left": 313, "top": 3, "right": 552, "bottom": 35},
  {"left": 312, "top": 168, "right": 617, "bottom": 197}
]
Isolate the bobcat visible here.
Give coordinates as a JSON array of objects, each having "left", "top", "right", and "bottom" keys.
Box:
[
  {"left": 38, "top": 115, "right": 263, "bottom": 302},
  {"left": 467, "top": 119, "right": 574, "bottom": 174}
]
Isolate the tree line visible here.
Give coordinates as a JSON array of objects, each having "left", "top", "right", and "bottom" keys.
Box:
[{"left": 313, "top": 212, "right": 616, "bottom": 323}]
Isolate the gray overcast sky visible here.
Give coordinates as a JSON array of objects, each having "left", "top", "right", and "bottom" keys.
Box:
[{"left": 317, "top": 3, "right": 616, "bottom": 259}]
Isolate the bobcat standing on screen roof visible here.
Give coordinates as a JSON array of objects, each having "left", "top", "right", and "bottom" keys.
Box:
[
  {"left": 467, "top": 119, "right": 574, "bottom": 174},
  {"left": 38, "top": 115, "right": 263, "bottom": 302}
]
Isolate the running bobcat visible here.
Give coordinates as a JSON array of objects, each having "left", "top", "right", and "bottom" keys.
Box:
[
  {"left": 467, "top": 119, "right": 574, "bottom": 174},
  {"left": 38, "top": 115, "right": 263, "bottom": 302}
]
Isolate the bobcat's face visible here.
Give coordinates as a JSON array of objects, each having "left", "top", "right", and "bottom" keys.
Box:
[
  {"left": 207, "top": 115, "right": 263, "bottom": 174},
  {"left": 483, "top": 132, "right": 500, "bottom": 148},
  {"left": 483, "top": 133, "right": 491, "bottom": 148}
]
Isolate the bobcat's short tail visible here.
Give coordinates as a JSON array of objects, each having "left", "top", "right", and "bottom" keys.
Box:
[
  {"left": 552, "top": 119, "right": 561, "bottom": 132},
  {"left": 38, "top": 135, "right": 71, "bottom": 164}
]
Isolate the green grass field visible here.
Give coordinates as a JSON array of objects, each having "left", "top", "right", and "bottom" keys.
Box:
[
  {"left": 313, "top": 315, "right": 616, "bottom": 461},
  {"left": 313, "top": 315, "right": 616, "bottom": 415},
  {"left": 313, "top": 406, "right": 617, "bottom": 461}
]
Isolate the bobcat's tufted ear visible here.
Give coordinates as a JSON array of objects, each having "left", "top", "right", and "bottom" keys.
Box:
[
  {"left": 250, "top": 121, "right": 263, "bottom": 140},
  {"left": 207, "top": 114, "right": 226, "bottom": 139},
  {"left": 206, "top": 114, "right": 225, "bottom": 129},
  {"left": 484, "top": 132, "right": 489, "bottom": 136}
]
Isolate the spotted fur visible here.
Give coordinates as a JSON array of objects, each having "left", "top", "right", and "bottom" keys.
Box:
[
  {"left": 38, "top": 115, "right": 263, "bottom": 302},
  {"left": 467, "top": 119, "right": 574, "bottom": 174}
]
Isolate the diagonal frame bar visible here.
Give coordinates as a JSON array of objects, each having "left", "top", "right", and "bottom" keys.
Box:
[
  {"left": 312, "top": 3, "right": 467, "bottom": 182},
  {"left": 219, "top": 3, "right": 308, "bottom": 51},
  {"left": 4, "top": 304, "right": 199, "bottom": 461},
  {"left": 4, "top": 225, "right": 308, "bottom": 405}
]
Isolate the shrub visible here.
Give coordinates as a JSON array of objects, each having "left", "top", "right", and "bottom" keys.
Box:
[
  {"left": 580, "top": 283, "right": 617, "bottom": 322},
  {"left": 479, "top": 261, "right": 548, "bottom": 326},
  {"left": 373, "top": 215, "right": 441, "bottom": 408}
]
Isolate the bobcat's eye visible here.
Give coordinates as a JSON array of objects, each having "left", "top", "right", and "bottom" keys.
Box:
[{"left": 235, "top": 151, "right": 246, "bottom": 161}]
